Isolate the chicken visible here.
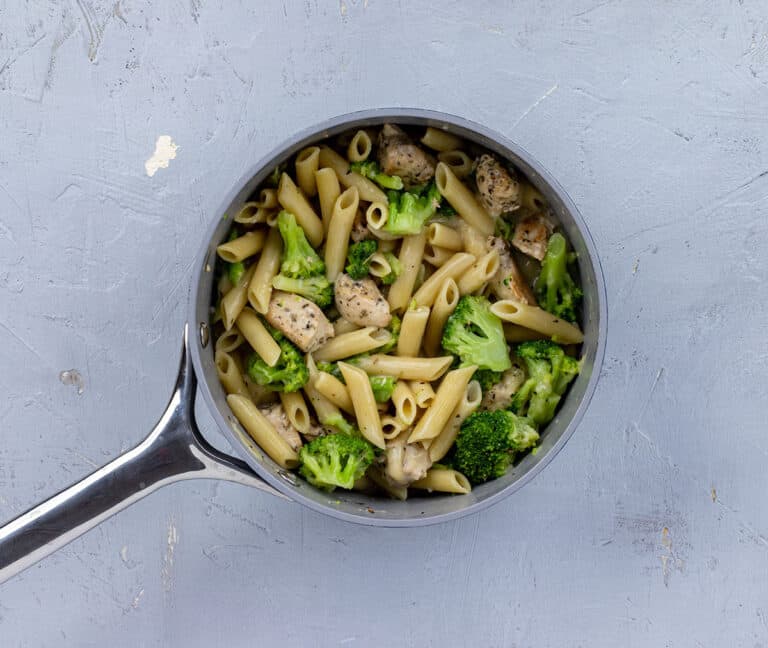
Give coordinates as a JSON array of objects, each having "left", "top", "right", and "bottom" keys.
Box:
[
  {"left": 260, "top": 403, "right": 303, "bottom": 451},
  {"left": 475, "top": 154, "right": 521, "bottom": 218},
  {"left": 384, "top": 434, "right": 431, "bottom": 487},
  {"left": 511, "top": 213, "right": 555, "bottom": 261},
  {"left": 350, "top": 210, "right": 369, "bottom": 242},
  {"left": 377, "top": 123, "right": 436, "bottom": 188},
  {"left": 265, "top": 290, "right": 334, "bottom": 353},
  {"left": 487, "top": 236, "right": 536, "bottom": 304},
  {"left": 334, "top": 273, "right": 392, "bottom": 328},
  {"left": 481, "top": 364, "right": 526, "bottom": 411}
]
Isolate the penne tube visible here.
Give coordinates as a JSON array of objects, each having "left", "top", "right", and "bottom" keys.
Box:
[
  {"left": 277, "top": 172, "right": 324, "bottom": 246},
  {"left": 324, "top": 186, "right": 360, "bottom": 281},
  {"left": 435, "top": 162, "right": 495, "bottom": 235},
  {"left": 217, "top": 229, "right": 267, "bottom": 263},
  {"left": 411, "top": 468, "right": 472, "bottom": 494},
  {"left": 368, "top": 252, "right": 393, "bottom": 279},
  {"left": 387, "top": 232, "right": 427, "bottom": 313},
  {"left": 221, "top": 264, "right": 257, "bottom": 331},
  {"left": 256, "top": 188, "right": 279, "bottom": 209},
  {"left": 318, "top": 146, "right": 387, "bottom": 203},
  {"left": 381, "top": 415, "right": 405, "bottom": 440},
  {"left": 457, "top": 250, "right": 500, "bottom": 294},
  {"left": 408, "top": 366, "right": 477, "bottom": 443},
  {"left": 227, "top": 394, "right": 299, "bottom": 469},
  {"left": 519, "top": 181, "right": 547, "bottom": 213},
  {"left": 504, "top": 323, "right": 547, "bottom": 342},
  {"left": 215, "top": 329, "right": 245, "bottom": 353},
  {"left": 391, "top": 381, "right": 417, "bottom": 426},
  {"left": 428, "top": 380, "right": 482, "bottom": 462},
  {"left": 279, "top": 391, "right": 310, "bottom": 433},
  {"left": 409, "top": 380, "right": 436, "bottom": 409},
  {"left": 313, "top": 326, "right": 391, "bottom": 362},
  {"left": 315, "top": 167, "right": 341, "bottom": 235},
  {"left": 423, "top": 277, "right": 460, "bottom": 356},
  {"left": 347, "top": 130, "right": 372, "bottom": 162},
  {"left": 235, "top": 202, "right": 271, "bottom": 225},
  {"left": 457, "top": 220, "right": 488, "bottom": 258},
  {"left": 426, "top": 222, "right": 463, "bottom": 251},
  {"left": 247, "top": 227, "right": 282, "bottom": 315},
  {"left": 354, "top": 355, "right": 453, "bottom": 382},
  {"left": 333, "top": 318, "right": 360, "bottom": 335},
  {"left": 490, "top": 300, "right": 584, "bottom": 344},
  {"left": 366, "top": 201, "right": 388, "bottom": 230},
  {"left": 215, "top": 350, "right": 250, "bottom": 399},
  {"left": 236, "top": 308, "right": 282, "bottom": 367},
  {"left": 339, "top": 362, "right": 385, "bottom": 449},
  {"left": 423, "top": 244, "right": 455, "bottom": 267},
  {"left": 305, "top": 355, "right": 347, "bottom": 425},
  {"left": 412, "top": 252, "right": 475, "bottom": 307},
  {"left": 313, "top": 372, "right": 354, "bottom": 415},
  {"left": 420, "top": 127, "right": 464, "bottom": 152},
  {"left": 397, "top": 306, "right": 430, "bottom": 356},
  {"left": 295, "top": 146, "right": 320, "bottom": 197},
  {"left": 437, "top": 150, "right": 474, "bottom": 179}
]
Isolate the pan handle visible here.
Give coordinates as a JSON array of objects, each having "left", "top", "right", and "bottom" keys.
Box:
[{"left": 0, "top": 324, "right": 285, "bottom": 585}]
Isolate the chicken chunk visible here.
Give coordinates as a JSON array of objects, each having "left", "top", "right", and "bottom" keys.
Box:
[
  {"left": 487, "top": 236, "right": 536, "bottom": 304},
  {"left": 260, "top": 403, "right": 303, "bottom": 451},
  {"left": 481, "top": 365, "right": 526, "bottom": 411},
  {"left": 377, "top": 123, "right": 436, "bottom": 188},
  {"left": 334, "top": 273, "right": 392, "bottom": 328},
  {"left": 475, "top": 154, "right": 521, "bottom": 218},
  {"left": 265, "top": 290, "right": 334, "bottom": 353},
  {"left": 384, "top": 435, "right": 431, "bottom": 487},
  {"left": 350, "top": 210, "right": 369, "bottom": 242},
  {"left": 511, "top": 213, "right": 555, "bottom": 261}
]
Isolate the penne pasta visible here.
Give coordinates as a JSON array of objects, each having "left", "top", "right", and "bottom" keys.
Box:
[
  {"left": 423, "top": 244, "right": 455, "bottom": 267},
  {"left": 423, "top": 277, "right": 460, "bottom": 356},
  {"left": 387, "top": 232, "right": 427, "bottom": 313},
  {"left": 236, "top": 308, "right": 282, "bottom": 367},
  {"left": 315, "top": 167, "right": 341, "bottom": 235},
  {"left": 408, "top": 366, "right": 477, "bottom": 443},
  {"left": 437, "top": 150, "right": 474, "bottom": 179},
  {"left": 381, "top": 415, "right": 405, "bottom": 440},
  {"left": 368, "top": 252, "right": 393, "bottom": 279},
  {"left": 397, "top": 306, "right": 430, "bottom": 356},
  {"left": 295, "top": 146, "right": 320, "bottom": 197},
  {"left": 347, "top": 130, "right": 372, "bottom": 162},
  {"left": 217, "top": 229, "right": 267, "bottom": 263},
  {"left": 215, "top": 350, "right": 250, "bottom": 399},
  {"left": 324, "top": 186, "right": 360, "bottom": 281},
  {"left": 215, "top": 329, "right": 245, "bottom": 353},
  {"left": 409, "top": 380, "right": 436, "bottom": 409},
  {"left": 412, "top": 252, "right": 475, "bottom": 307},
  {"left": 366, "top": 202, "right": 388, "bottom": 230},
  {"left": 457, "top": 250, "right": 500, "bottom": 294},
  {"left": 411, "top": 468, "right": 472, "bottom": 494},
  {"left": 428, "top": 380, "right": 482, "bottom": 462},
  {"left": 426, "top": 222, "right": 463, "bottom": 251},
  {"left": 221, "top": 264, "right": 257, "bottom": 331},
  {"left": 338, "top": 362, "right": 385, "bottom": 449},
  {"left": 391, "top": 381, "right": 417, "bottom": 426},
  {"left": 313, "top": 371, "right": 355, "bottom": 415},
  {"left": 435, "top": 162, "right": 495, "bottom": 235},
  {"left": 318, "top": 146, "right": 387, "bottom": 203},
  {"left": 354, "top": 355, "right": 453, "bottom": 382},
  {"left": 490, "top": 300, "right": 584, "bottom": 344},
  {"left": 279, "top": 391, "right": 310, "bottom": 433},
  {"left": 227, "top": 394, "right": 299, "bottom": 469},
  {"left": 277, "top": 172, "right": 324, "bottom": 246},
  {"left": 247, "top": 227, "right": 282, "bottom": 315},
  {"left": 257, "top": 188, "right": 279, "bottom": 209},
  {"left": 519, "top": 181, "right": 547, "bottom": 213},
  {"left": 313, "top": 326, "right": 391, "bottom": 362},
  {"left": 235, "top": 202, "right": 271, "bottom": 225},
  {"left": 333, "top": 318, "right": 360, "bottom": 335},
  {"left": 420, "top": 127, "right": 463, "bottom": 152},
  {"left": 504, "top": 323, "right": 547, "bottom": 342}
]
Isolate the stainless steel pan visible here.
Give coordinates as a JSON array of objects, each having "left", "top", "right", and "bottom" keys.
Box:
[{"left": 0, "top": 109, "right": 607, "bottom": 584}]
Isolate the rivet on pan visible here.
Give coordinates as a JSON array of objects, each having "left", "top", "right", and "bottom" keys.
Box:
[
  {"left": 277, "top": 470, "right": 298, "bottom": 486},
  {"left": 199, "top": 322, "right": 210, "bottom": 348}
]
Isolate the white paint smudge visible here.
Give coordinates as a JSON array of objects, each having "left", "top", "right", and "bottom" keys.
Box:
[
  {"left": 161, "top": 517, "right": 179, "bottom": 592},
  {"left": 59, "top": 369, "right": 85, "bottom": 394},
  {"left": 145, "top": 135, "right": 178, "bottom": 177},
  {"left": 339, "top": 0, "right": 347, "bottom": 16},
  {"left": 130, "top": 588, "right": 144, "bottom": 609},
  {"left": 120, "top": 545, "right": 128, "bottom": 563}
]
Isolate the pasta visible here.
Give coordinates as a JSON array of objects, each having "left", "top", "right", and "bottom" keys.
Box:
[{"left": 214, "top": 122, "right": 585, "bottom": 499}]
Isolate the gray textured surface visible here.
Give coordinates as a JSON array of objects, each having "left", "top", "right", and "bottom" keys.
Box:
[{"left": 1, "top": 1, "right": 767, "bottom": 646}]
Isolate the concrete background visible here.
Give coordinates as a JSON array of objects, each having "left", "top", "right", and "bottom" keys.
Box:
[{"left": 1, "top": 1, "right": 767, "bottom": 646}]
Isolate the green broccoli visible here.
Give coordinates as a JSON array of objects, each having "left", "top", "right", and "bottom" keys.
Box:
[
  {"left": 452, "top": 409, "right": 539, "bottom": 485},
  {"left": 277, "top": 210, "right": 325, "bottom": 278},
  {"left": 378, "top": 314, "right": 401, "bottom": 354},
  {"left": 271, "top": 274, "right": 333, "bottom": 308},
  {"left": 510, "top": 340, "right": 580, "bottom": 426},
  {"left": 316, "top": 361, "right": 343, "bottom": 381},
  {"left": 228, "top": 261, "right": 245, "bottom": 285},
  {"left": 535, "top": 233, "right": 582, "bottom": 323},
  {"left": 245, "top": 333, "right": 309, "bottom": 392},
  {"left": 383, "top": 183, "right": 442, "bottom": 235},
  {"left": 319, "top": 411, "right": 358, "bottom": 437},
  {"left": 441, "top": 295, "right": 512, "bottom": 372},
  {"left": 350, "top": 160, "right": 404, "bottom": 190},
  {"left": 299, "top": 432, "right": 376, "bottom": 491},
  {"left": 369, "top": 375, "right": 396, "bottom": 403},
  {"left": 380, "top": 253, "right": 401, "bottom": 285},
  {"left": 474, "top": 368, "right": 502, "bottom": 393},
  {"left": 345, "top": 240, "right": 377, "bottom": 280}
]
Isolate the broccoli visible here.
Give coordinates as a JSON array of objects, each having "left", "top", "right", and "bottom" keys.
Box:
[
  {"left": 316, "top": 361, "right": 343, "bottom": 381},
  {"left": 378, "top": 314, "right": 401, "bottom": 354},
  {"left": 319, "top": 411, "right": 358, "bottom": 437},
  {"left": 350, "top": 160, "right": 404, "bottom": 190},
  {"left": 299, "top": 432, "right": 376, "bottom": 491},
  {"left": 452, "top": 409, "right": 539, "bottom": 485},
  {"left": 245, "top": 333, "right": 309, "bottom": 393},
  {"left": 345, "top": 240, "right": 377, "bottom": 280},
  {"left": 535, "top": 233, "right": 582, "bottom": 323},
  {"left": 510, "top": 340, "right": 580, "bottom": 426},
  {"left": 228, "top": 261, "right": 245, "bottom": 285},
  {"left": 441, "top": 295, "right": 512, "bottom": 372},
  {"left": 369, "top": 375, "right": 396, "bottom": 403},
  {"left": 380, "top": 253, "right": 401, "bottom": 285},
  {"left": 474, "top": 368, "right": 502, "bottom": 393},
  {"left": 277, "top": 210, "right": 325, "bottom": 278},
  {"left": 271, "top": 274, "right": 333, "bottom": 308},
  {"left": 383, "top": 183, "right": 442, "bottom": 235},
  {"left": 437, "top": 201, "right": 457, "bottom": 218}
]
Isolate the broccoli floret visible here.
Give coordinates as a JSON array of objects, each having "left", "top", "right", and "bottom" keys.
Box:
[
  {"left": 452, "top": 410, "right": 539, "bottom": 485},
  {"left": 495, "top": 217, "right": 514, "bottom": 241},
  {"left": 510, "top": 340, "right": 580, "bottom": 426},
  {"left": 474, "top": 368, "right": 502, "bottom": 393},
  {"left": 350, "top": 160, "right": 404, "bottom": 190},
  {"left": 383, "top": 183, "right": 442, "bottom": 235},
  {"left": 535, "top": 233, "right": 583, "bottom": 323},
  {"left": 245, "top": 335, "right": 309, "bottom": 393},
  {"left": 228, "top": 261, "right": 245, "bottom": 285},
  {"left": 345, "top": 240, "right": 377, "bottom": 280},
  {"left": 441, "top": 295, "right": 512, "bottom": 372},
  {"left": 380, "top": 253, "right": 401, "bottom": 285},
  {"left": 369, "top": 375, "right": 396, "bottom": 403},
  {"left": 272, "top": 274, "right": 333, "bottom": 308},
  {"left": 319, "top": 411, "right": 358, "bottom": 437},
  {"left": 378, "top": 314, "right": 401, "bottom": 354},
  {"left": 316, "top": 361, "right": 343, "bottom": 381},
  {"left": 299, "top": 433, "right": 376, "bottom": 491},
  {"left": 277, "top": 210, "right": 325, "bottom": 278}
]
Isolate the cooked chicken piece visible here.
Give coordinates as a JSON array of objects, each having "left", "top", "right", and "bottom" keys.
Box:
[
  {"left": 350, "top": 210, "right": 369, "bottom": 242},
  {"left": 511, "top": 213, "right": 555, "bottom": 261},
  {"left": 475, "top": 154, "right": 521, "bottom": 218},
  {"left": 334, "top": 274, "right": 392, "bottom": 328},
  {"left": 384, "top": 434, "right": 431, "bottom": 487},
  {"left": 481, "top": 364, "right": 526, "bottom": 411},
  {"left": 265, "top": 290, "right": 334, "bottom": 353},
  {"left": 302, "top": 419, "right": 327, "bottom": 441},
  {"left": 260, "top": 403, "right": 303, "bottom": 451},
  {"left": 487, "top": 236, "right": 536, "bottom": 304},
  {"left": 377, "top": 123, "right": 436, "bottom": 188}
]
